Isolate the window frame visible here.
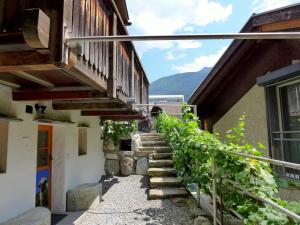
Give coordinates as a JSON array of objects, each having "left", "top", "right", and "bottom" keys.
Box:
[
  {"left": 0, "top": 121, "right": 9, "bottom": 174},
  {"left": 266, "top": 78, "right": 300, "bottom": 181}
]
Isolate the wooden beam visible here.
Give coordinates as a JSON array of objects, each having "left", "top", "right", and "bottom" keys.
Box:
[
  {"left": 101, "top": 115, "right": 145, "bottom": 121},
  {"left": 0, "top": 80, "right": 20, "bottom": 88},
  {"left": 52, "top": 100, "right": 125, "bottom": 110},
  {"left": 11, "top": 71, "right": 55, "bottom": 88},
  {"left": 13, "top": 90, "right": 106, "bottom": 101},
  {"left": 81, "top": 110, "right": 138, "bottom": 116},
  {"left": 260, "top": 18, "right": 300, "bottom": 32},
  {"left": 22, "top": 9, "right": 51, "bottom": 49},
  {"left": 107, "top": 13, "right": 117, "bottom": 98}
]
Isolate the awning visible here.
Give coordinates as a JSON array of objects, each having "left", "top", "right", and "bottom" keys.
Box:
[{"left": 257, "top": 63, "right": 300, "bottom": 87}]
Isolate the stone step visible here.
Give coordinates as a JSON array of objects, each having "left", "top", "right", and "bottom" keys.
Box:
[
  {"left": 153, "top": 152, "right": 173, "bottom": 159},
  {"left": 149, "top": 159, "right": 173, "bottom": 167},
  {"left": 139, "top": 133, "right": 163, "bottom": 137},
  {"left": 139, "top": 146, "right": 171, "bottom": 153},
  {"left": 148, "top": 187, "right": 188, "bottom": 200},
  {"left": 140, "top": 136, "right": 165, "bottom": 141},
  {"left": 150, "top": 177, "right": 182, "bottom": 188},
  {"left": 134, "top": 150, "right": 154, "bottom": 157},
  {"left": 148, "top": 167, "right": 177, "bottom": 177},
  {"left": 141, "top": 141, "right": 167, "bottom": 147}
]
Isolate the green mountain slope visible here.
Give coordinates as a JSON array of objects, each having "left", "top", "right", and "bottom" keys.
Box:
[{"left": 149, "top": 67, "right": 210, "bottom": 101}]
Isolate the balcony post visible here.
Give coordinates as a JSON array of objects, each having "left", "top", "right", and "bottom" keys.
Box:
[
  {"left": 108, "top": 12, "right": 117, "bottom": 98},
  {"left": 130, "top": 50, "right": 135, "bottom": 98},
  {"left": 140, "top": 71, "right": 144, "bottom": 104}
]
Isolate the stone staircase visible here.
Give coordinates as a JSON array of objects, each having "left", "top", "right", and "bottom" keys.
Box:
[{"left": 138, "top": 133, "right": 188, "bottom": 200}]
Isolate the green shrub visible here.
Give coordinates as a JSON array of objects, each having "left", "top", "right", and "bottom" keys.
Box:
[{"left": 156, "top": 105, "right": 299, "bottom": 225}]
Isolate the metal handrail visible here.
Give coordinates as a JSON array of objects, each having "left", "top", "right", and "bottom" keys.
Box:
[
  {"left": 212, "top": 150, "right": 300, "bottom": 224},
  {"left": 223, "top": 179, "right": 300, "bottom": 222},
  {"left": 157, "top": 111, "right": 300, "bottom": 224}
]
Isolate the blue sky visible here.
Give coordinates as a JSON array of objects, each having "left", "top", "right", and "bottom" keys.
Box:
[{"left": 126, "top": 0, "right": 299, "bottom": 82}]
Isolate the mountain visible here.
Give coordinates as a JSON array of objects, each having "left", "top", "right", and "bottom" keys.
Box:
[{"left": 149, "top": 67, "right": 211, "bottom": 101}]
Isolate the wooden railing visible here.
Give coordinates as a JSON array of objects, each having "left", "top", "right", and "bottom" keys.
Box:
[
  {"left": 71, "top": 0, "right": 110, "bottom": 80},
  {"left": 116, "top": 42, "right": 130, "bottom": 97},
  {"left": 0, "top": 0, "right": 149, "bottom": 104}
]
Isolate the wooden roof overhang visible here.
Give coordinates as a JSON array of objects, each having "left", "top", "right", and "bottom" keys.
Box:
[
  {"left": 188, "top": 3, "right": 300, "bottom": 126},
  {"left": 0, "top": 0, "right": 149, "bottom": 121}
]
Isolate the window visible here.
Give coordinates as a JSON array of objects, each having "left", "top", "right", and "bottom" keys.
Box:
[
  {"left": 266, "top": 80, "right": 300, "bottom": 180},
  {"left": 78, "top": 128, "right": 87, "bottom": 156},
  {"left": 0, "top": 122, "right": 9, "bottom": 173}
]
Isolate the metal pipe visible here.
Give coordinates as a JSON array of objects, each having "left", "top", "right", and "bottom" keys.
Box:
[
  {"left": 135, "top": 104, "right": 195, "bottom": 107},
  {"left": 224, "top": 179, "right": 300, "bottom": 222},
  {"left": 225, "top": 151, "right": 300, "bottom": 171},
  {"left": 65, "top": 32, "right": 300, "bottom": 45}
]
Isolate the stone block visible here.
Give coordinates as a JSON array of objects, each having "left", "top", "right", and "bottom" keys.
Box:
[
  {"left": 104, "top": 152, "right": 119, "bottom": 160},
  {"left": 1, "top": 207, "right": 50, "bottom": 225},
  {"left": 120, "top": 156, "right": 134, "bottom": 176},
  {"left": 194, "top": 216, "right": 211, "bottom": 225},
  {"left": 136, "top": 157, "right": 149, "bottom": 175},
  {"left": 105, "top": 159, "right": 120, "bottom": 176},
  {"left": 67, "top": 183, "right": 102, "bottom": 212},
  {"left": 103, "top": 138, "right": 118, "bottom": 151}
]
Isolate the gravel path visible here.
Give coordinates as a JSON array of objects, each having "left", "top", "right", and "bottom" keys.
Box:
[{"left": 74, "top": 175, "right": 193, "bottom": 225}]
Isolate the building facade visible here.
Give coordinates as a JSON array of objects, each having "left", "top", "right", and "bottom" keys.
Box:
[
  {"left": 0, "top": 0, "right": 149, "bottom": 222},
  {"left": 189, "top": 4, "right": 300, "bottom": 200}
]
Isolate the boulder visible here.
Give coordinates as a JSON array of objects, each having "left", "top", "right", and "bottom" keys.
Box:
[
  {"left": 120, "top": 156, "right": 134, "bottom": 176},
  {"left": 103, "top": 138, "right": 118, "bottom": 152},
  {"left": 1, "top": 207, "right": 50, "bottom": 225},
  {"left": 104, "top": 152, "right": 119, "bottom": 160},
  {"left": 105, "top": 159, "right": 120, "bottom": 175},
  {"left": 136, "top": 157, "right": 149, "bottom": 175},
  {"left": 194, "top": 216, "right": 211, "bottom": 225},
  {"left": 67, "top": 183, "right": 102, "bottom": 212}
]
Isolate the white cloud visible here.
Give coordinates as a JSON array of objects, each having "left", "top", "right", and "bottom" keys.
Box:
[
  {"left": 253, "top": 0, "right": 299, "bottom": 12},
  {"left": 166, "top": 51, "right": 186, "bottom": 60},
  {"left": 173, "top": 46, "right": 228, "bottom": 73},
  {"left": 127, "top": 0, "right": 232, "bottom": 55},
  {"left": 177, "top": 41, "right": 202, "bottom": 49}
]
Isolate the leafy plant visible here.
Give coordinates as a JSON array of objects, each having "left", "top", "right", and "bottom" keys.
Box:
[
  {"left": 101, "top": 120, "right": 137, "bottom": 145},
  {"left": 156, "top": 105, "right": 300, "bottom": 225}
]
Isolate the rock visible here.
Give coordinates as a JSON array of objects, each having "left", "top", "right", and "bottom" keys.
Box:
[
  {"left": 131, "top": 134, "right": 141, "bottom": 152},
  {"left": 190, "top": 208, "right": 207, "bottom": 218},
  {"left": 103, "top": 138, "right": 118, "bottom": 151},
  {"left": 136, "top": 157, "right": 149, "bottom": 175},
  {"left": 194, "top": 216, "right": 212, "bottom": 225},
  {"left": 120, "top": 156, "right": 134, "bottom": 176},
  {"left": 105, "top": 159, "right": 120, "bottom": 176},
  {"left": 104, "top": 152, "right": 119, "bottom": 160},
  {"left": 67, "top": 183, "right": 102, "bottom": 212},
  {"left": 1, "top": 207, "right": 51, "bottom": 225},
  {"left": 119, "top": 151, "right": 134, "bottom": 158},
  {"left": 223, "top": 214, "right": 244, "bottom": 225}
]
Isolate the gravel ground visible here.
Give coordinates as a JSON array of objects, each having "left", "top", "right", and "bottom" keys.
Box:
[{"left": 74, "top": 175, "right": 193, "bottom": 225}]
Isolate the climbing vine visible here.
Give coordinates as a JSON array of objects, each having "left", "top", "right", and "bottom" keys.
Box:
[
  {"left": 156, "top": 105, "right": 300, "bottom": 225},
  {"left": 101, "top": 120, "right": 137, "bottom": 145}
]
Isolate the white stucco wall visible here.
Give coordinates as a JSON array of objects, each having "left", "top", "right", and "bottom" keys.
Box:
[{"left": 0, "top": 85, "right": 105, "bottom": 222}]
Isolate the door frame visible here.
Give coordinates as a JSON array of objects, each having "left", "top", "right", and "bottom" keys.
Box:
[{"left": 37, "top": 124, "right": 53, "bottom": 209}]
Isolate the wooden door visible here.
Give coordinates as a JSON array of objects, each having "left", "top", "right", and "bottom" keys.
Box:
[{"left": 36, "top": 125, "right": 52, "bottom": 209}]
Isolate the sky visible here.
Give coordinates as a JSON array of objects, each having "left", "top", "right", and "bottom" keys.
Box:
[{"left": 126, "top": 0, "right": 300, "bottom": 82}]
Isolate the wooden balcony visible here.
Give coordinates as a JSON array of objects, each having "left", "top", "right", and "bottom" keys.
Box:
[{"left": 0, "top": 0, "right": 149, "bottom": 120}]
